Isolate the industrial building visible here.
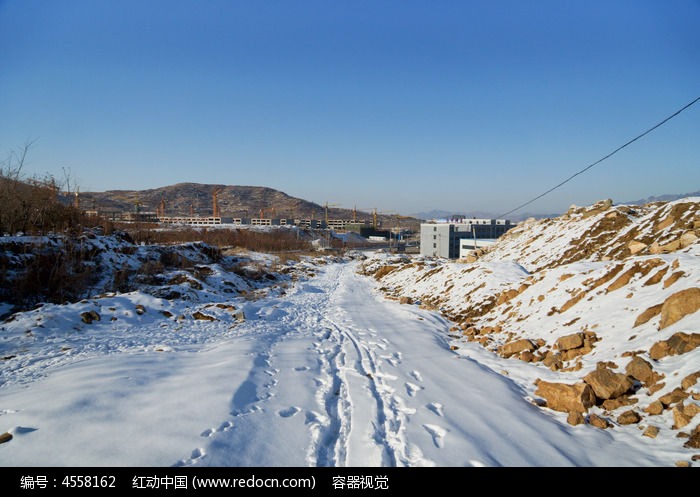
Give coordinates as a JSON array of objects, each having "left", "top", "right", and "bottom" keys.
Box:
[{"left": 419, "top": 219, "right": 514, "bottom": 258}]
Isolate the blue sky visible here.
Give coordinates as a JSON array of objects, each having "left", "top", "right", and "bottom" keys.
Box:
[{"left": 1, "top": 1, "right": 698, "bottom": 217}]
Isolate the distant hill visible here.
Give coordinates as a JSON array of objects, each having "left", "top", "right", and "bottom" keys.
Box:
[
  {"left": 78, "top": 183, "right": 421, "bottom": 228},
  {"left": 410, "top": 209, "right": 558, "bottom": 222},
  {"left": 623, "top": 191, "right": 700, "bottom": 205},
  {"left": 80, "top": 183, "right": 359, "bottom": 221}
]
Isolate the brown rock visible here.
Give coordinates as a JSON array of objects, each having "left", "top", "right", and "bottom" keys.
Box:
[
  {"left": 684, "top": 426, "right": 700, "bottom": 448},
  {"left": 0, "top": 432, "right": 12, "bottom": 444},
  {"left": 500, "top": 339, "right": 536, "bottom": 358},
  {"left": 135, "top": 304, "right": 146, "bottom": 315},
  {"left": 659, "top": 388, "right": 689, "bottom": 407},
  {"left": 643, "top": 425, "right": 660, "bottom": 438},
  {"left": 399, "top": 296, "right": 413, "bottom": 305},
  {"left": 583, "top": 367, "right": 633, "bottom": 400},
  {"left": 588, "top": 413, "right": 611, "bottom": 429},
  {"left": 192, "top": 311, "right": 216, "bottom": 321},
  {"left": 659, "top": 288, "right": 700, "bottom": 329},
  {"left": 626, "top": 356, "right": 655, "bottom": 384},
  {"left": 633, "top": 304, "right": 663, "bottom": 328},
  {"left": 673, "top": 403, "right": 699, "bottom": 429},
  {"left": 80, "top": 310, "right": 101, "bottom": 324},
  {"left": 628, "top": 240, "right": 647, "bottom": 255},
  {"left": 681, "top": 371, "right": 700, "bottom": 390},
  {"left": 496, "top": 289, "right": 519, "bottom": 306},
  {"left": 649, "top": 332, "right": 700, "bottom": 360},
  {"left": 643, "top": 266, "right": 668, "bottom": 286},
  {"left": 542, "top": 351, "right": 563, "bottom": 371},
  {"left": 655, "top": 216, "right": 674, "bottom": 231},
  {"left": 534, "top": 380, "right": 596, "bottom": 414},
  {"left": 660, "top": 240, "right": 681, "bottom": 253},
  {"left": 617, "top": 410, "right": 642, "bottom": 425},
  {"left": 680, "top": 231, "right": 698, "bottom": 248},
  {"left": 567, "top": 412, "right": 585, "bottom": 426},
  {"left": 602, "top": 396, "right": 637, "bottom": 411},
  {"left": 648, "top": 382, "right": 666, "bottom": 395},
  {"left": 556, "top": 332, "right": 584, "bottom": 351},
  {"left": 645, "top": 401, "right": 665, "bottom": 415},
  {"left": 562, "top": 348, "right": 589, "bottom": 361},
  {"left": 663, "top": 271, "right": 685, "bottom": 288},
  {"left": 675, "top": 461, "right": 691, "bottom": 467},
  {"left": 519, "top": 350, "right": 535, "bottom": 363}
]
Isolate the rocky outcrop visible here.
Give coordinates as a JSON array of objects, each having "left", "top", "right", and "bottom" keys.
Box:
[
  {"left": 500, "top": 339, "right": 536, "bottom": 358},
  {"left": 583, "top": 365, "right": 634, "bottom": 400},
  {"left": 672, "top": 403, "right": 700, "bottom": 429},
  {"left": 633, "top": 304, "right": 663, "bottom": 327},
  {"left": 534, "top": 380, "right": 596, "bottom": 414},
  {"left": 649, "top": 332, "right": 700, "bottom": 360},
  {"left": 625, "top": 355, "right": 664, "bottom": 387},
  {"left": 617, "top": 410, "right": 641, "bottom": 425},
  {"left": 659, "top": 288, "right": 700, "bottom": 329}
]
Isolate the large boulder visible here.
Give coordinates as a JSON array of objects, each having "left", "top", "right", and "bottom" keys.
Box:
[
  {"left": 659, "top": 288, "right": 700, "bottom": 330},
  {"left": 649, "top": 332, "right": 700, "bottom": 360},
  {"left": 625, "top": 356, "right": 655, "bottom": 384},
  {"left": 534, "top": 380, "right": 596, "bottom": 414},
  {"left": 617, "top": 410, "right": 641, "bottom": 425},
  {"left": 583, "top": 366, "right": 633, "bottom": 400},
  {"left": 80, "top": 310, "right": 101, "bottom": 324},
  {"left": 555, "top": 333, "right": 584, "bottom": 351},
  {"left": 672, "top": 403, "right": 700, "bottom": 429},
  {"left": 500, "top": 339, "right": 536, "bottom": 358}
]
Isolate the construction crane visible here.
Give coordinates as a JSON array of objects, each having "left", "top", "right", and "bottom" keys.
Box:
[
  {"left": 212, "top": 188, "right": 222, "bottom": 218},
  {"left": 324, "top": 201, "right": 340, "bottom": 227},
  {"left": 156, "top": 195, "right": 166, "bottom": 219},
  {"left": 359, "top": 208, "right": 378, "bottom": 229}
]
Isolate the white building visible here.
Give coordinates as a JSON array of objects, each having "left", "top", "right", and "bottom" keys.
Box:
[{"left": 419, "top": 219, "right": 513, "bottom": 258}]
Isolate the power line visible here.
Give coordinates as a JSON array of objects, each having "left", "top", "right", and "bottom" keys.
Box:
[{"left": 498, "top": 95, "right": 700, "bottom": 219}]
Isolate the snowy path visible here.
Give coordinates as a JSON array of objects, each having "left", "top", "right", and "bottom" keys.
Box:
[{"left": 0, "top": 259, "right": 663, "bottom": 467}]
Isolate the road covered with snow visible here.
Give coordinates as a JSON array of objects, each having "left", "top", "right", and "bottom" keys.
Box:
[{"left": 0, "top": 256, "right": 670, "bottom": 467}]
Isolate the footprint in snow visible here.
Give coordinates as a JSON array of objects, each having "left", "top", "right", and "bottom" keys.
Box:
[
  {"left": 200, "top": 428, "right": 214, "bottom": 437},
  {"left": 278, "top": 406, "right": 301, "bottom": 418},
  {"left": 294, "top": 366, "right": 310, "bottom": 372},
  {"left": 426, "top": 402, "right": 444, "bottom": 417},
  {"left": 305, "top": 410, "right": 329, "bottom": 425},
  {"left": 423, "top": 424, "right": 448, "bottom": 449},
  {"left": 218, "top": 420, "right": 233, "bottom": 432},
  {"left": 174, "top": 447, "right": 206, "bottom": 466},
  {"left": 405, "top": 382, "right": 423, "bottom": 397},
  {"left": 410, "top": 370, "right": 423, "bottom": 382}
]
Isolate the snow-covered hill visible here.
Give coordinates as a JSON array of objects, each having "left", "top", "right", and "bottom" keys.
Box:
[{"left": 361, "top": 197, "right": 700, "bottom": 458}]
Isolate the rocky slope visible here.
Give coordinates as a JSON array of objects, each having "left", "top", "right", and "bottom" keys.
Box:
[{"left": 359, "top": 197, "right": 700, "bottom": 461}]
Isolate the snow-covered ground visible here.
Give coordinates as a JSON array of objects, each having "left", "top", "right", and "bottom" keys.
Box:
[{"left": 1, "top": 198, "right": 699, "bottom": 468}]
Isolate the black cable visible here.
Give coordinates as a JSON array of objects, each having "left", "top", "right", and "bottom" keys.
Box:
[{"left": 498, "top": 95, "right": 700, "bottom": 219}]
